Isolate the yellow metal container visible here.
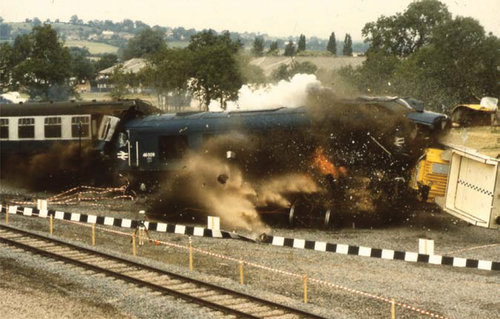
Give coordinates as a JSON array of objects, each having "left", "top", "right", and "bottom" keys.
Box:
[{"left": 411, "top": 148, "right": 450, "bottom": 202}]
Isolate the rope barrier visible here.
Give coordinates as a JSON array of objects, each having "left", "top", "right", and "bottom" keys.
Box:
[
  {"left": 10, "top": 179, "right": 133, "bottom": 206},
  {"left": 143, "top": 235, "right": 450, "bottom": 318},
  {"left": 445, "top": 243, "right": 500, "bottom": 255}
]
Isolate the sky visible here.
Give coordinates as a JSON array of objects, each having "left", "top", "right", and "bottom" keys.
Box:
[{"left": 1, "top": 0, "right": 499, "bottom": 40}]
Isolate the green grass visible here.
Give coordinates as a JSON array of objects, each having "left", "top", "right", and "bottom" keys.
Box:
[{"left": 65, "top": 40, "right": 119, "bottom": 55}]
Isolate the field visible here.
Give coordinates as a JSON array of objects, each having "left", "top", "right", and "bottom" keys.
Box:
[
  {"left": 251, "top": 56, "right": 366, "bottom": 76},
  {"left": 65, "top": 40, "right": 119, "bottom": 55}
]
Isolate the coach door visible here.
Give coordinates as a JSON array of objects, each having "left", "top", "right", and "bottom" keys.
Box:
[{"left": 98, "top": 115, "right": 120, "bottom": 142}]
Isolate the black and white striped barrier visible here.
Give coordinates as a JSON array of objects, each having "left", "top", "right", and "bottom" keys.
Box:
[
  {"left": 3, "top": 205, "right": 498, "bottom": 271},
  {"left": 260, "top": 235, "right": 500, "bottom": 272},
  {"left": 0, "top": 205, "right": 254, "bottom": 242}
]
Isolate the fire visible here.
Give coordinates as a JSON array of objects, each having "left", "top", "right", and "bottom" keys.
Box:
[{"left": 312, "top": 147, "right": 347, "bottom": 178}]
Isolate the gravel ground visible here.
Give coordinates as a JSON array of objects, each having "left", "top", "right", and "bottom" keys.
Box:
[
  {"left": 0, "top": 244, "right": 222, "bottom": 319},
  {"left": 0, "top": 183, "right": 499, "bottom": 319}
]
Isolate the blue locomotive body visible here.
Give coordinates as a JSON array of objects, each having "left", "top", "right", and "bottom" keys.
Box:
[{"left": 116, "top": 107, "right": 310, "bottom": 173}]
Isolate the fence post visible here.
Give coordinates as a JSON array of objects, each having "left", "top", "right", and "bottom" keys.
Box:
[
  {"left": 239, "top": 260, "right": 244, "bottom": 285},
  {"left": 391, "top": 298, "right": 396, "bottom": 319},
  {"left": 91, "top": 224, "right": 96, "bottom": 246},
  {"left": 189, "top": 237, "right": 193, "bottom": 271},
  {"left": 132, "top": 233, "right": 136, "bottom": 256},
  {"left": 49, "top": 215, "right": 53, "bottom": 235},
  {"left": 303, "top": 275, "right": 308, "bottom": 304}
]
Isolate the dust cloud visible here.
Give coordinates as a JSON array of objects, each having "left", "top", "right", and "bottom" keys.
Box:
[
  {"left": 154, "top": 77, "right": 430, "bottom": 230},
  {"left": 1, "top": 142, "right": 113, "bottom": 190}
]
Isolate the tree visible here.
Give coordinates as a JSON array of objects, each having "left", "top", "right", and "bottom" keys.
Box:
[
  {"left": 267, "top": 41, "right": 279, "bottom": 55},
  {"left": 70, "top": 14, "right": 79, "bottom": 25},
  {"left": 121, "top": 19, "right": 135, "bottom": 31},
  {"left": 187, "top": 30, "right": 242, "bottom": 110},
  {"left": 69, "top": 47, "right": 94, "bottom": 83},
  {"left": 0, "top": 43, "right": 14, "bottom": 91},
  {"left": 134, "top": 20, "right": 150, "bottom": 33},
  {"left": 326, "top": 32, "right": 337, "bottom": 55},
  {"left": 108, "top": 65, "right": 128, "bottom": 100},
  {"left": 393, "top": 17, "right": 500, "bottom": 109},
  {"left": 284, "top": 41, "right": 296, "bottom": 56},
  {"left": 11, "top": 25, "right": 72, "bottom": 100},
  {"left": 297, "top": 34, "right": 306, "bottom": 52},
  {"left": 122, "top": 28, "right": 166, "bottom": 60},
  {"left": 252, "top": 37, "right": 265, "bottom": 57},
  {"left": 338, "top": 51, "right": 400, "bottom": 94},
  {"left": 32, "top": 17, "right": 42, "bottom": 27},
  {"left": 140, "top": 48, "right": 192, "bottom": 109},
  {"left": 95, "top": 53, "right": 118, "bottom": 72},
  {"left": 362, "top": 0, "right": 451, "bottom": 57},
  {"left": 0, "top": 21, "right": 12, "bottom": 39},
  {"left": 340, "top": 3, "right": 500, "bottom": 112},
  {"left": 343, "top": 34, "right": 353, "bottom": 56}
]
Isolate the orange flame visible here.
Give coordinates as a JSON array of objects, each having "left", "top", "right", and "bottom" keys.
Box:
[{"left": 312, "top": 147, "right": 347, "bottom": 178}]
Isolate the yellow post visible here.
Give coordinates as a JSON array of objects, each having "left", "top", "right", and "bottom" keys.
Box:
[
  {"left": 303, "top": 275, "right": 308, "bottom": 304},
  {"left": 91, "top": 224, "right": 96, "bottom": 246},
  {"left": 5, "top": 209, "right": 8, "bottom": 226},
  {"left": 239, "top": 260, "right": 244, "bottom": 285},
  {"left": 189, "top": 237, "right": 193, "bottom": 271},
  {"left": 132, "top": 234, "right": 136, "bottom": 256},
  {"left": 49, "top": 215, "right": 53, "bottom": 235},
  {"left": 391, "top": 298, "right": 396, "bottom": 319}
]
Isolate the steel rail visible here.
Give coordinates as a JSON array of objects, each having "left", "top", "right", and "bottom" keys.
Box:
[{"left": 0, "top": 224, "right": 325, "bottom": 319}]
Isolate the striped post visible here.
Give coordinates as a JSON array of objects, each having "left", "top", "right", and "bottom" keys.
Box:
[
  {"left": 49, "top": 215, "right": 53, "bottom": 235},
  {"left": 391, "top": 298, "right": 396, "bottom": 319},
  {"left": 91, "top": 224, "right": 96, "bottom": 246},
  {"left": 239, "top": 260, "right": 244, "bottom": 285},
  {"left": 189, "top": 237, "right": 193, "bottom": 271},
  {"left": 303, "top": 275, "right": 308, "bottom": 304},
  {"left": 132, "top": 234, "right": 136, "bottom": 256}
]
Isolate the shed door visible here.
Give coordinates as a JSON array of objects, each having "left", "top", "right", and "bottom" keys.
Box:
[{"left": 454, "top": 157, "right": 495, "bottom": 223}]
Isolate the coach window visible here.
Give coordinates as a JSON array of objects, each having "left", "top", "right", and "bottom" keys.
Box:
[
  {"left": 44, "top": 117, "right": 62, "bottom": 138},
  {"left": 18, "top": 118, "right": 35, "bottom": 139},
  {"left": 71, "top": 116, "right": 90, "bottom": 138},
  {"left": 158, "top": 135, "right": 188, "bottom": 162},
  {"left": 0, "top": 119, "right": 8, "bottom": 139}
]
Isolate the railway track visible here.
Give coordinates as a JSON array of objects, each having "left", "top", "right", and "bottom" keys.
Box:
[{"left": 0, "top": 224, "right": 325, "bottom": 319}]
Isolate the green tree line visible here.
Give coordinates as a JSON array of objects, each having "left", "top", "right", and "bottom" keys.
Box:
[{"left": 338, "top": 0, "right": 500, "bottom": 111}]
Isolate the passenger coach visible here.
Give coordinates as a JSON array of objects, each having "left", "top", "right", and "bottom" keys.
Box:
[{"left": 0, "top": 99, "right": 159, "bottom": 156}]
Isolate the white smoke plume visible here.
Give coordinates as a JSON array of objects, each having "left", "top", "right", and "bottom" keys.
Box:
[{"left": 208, "top": 74, "right": 322, "bottom": 111}]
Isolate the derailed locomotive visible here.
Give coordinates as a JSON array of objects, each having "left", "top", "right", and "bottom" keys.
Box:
[{"left": 0, "top": 95, "right": 448, "bottom": 228}]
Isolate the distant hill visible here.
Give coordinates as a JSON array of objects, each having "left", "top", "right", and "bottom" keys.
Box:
[{"left": 1, "top": 19, "right": 368, "bottom": 58}]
